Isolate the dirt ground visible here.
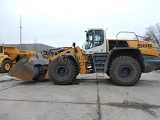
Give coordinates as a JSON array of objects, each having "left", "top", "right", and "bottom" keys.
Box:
[{"left": 0, "top": 71, "right": 160, "bottom": 120}]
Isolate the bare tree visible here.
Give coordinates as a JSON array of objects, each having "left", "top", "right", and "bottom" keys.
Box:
[{"left": 143, "top": 23, "right": 160, "bottom": 48}]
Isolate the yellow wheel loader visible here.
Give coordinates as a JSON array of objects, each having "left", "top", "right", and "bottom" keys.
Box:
[
  {"left": 0, "top": 45, "right": 36, "bottom": 73},
  {"left": 8, "top": 29, "right": 160, "bottom": 86}
]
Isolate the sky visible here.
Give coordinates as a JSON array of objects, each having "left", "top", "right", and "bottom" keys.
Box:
[{"left": 0, "top": 0, "right": 160, "bottom": 47}]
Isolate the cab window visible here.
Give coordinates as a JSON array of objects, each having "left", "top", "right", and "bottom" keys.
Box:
[
  {"left": 94, "top": 30, "right": 104, "bottom": 47},
  {"left": 0, "top": 46, "right": 3, "bottom": 53},
  {"left": 84, "top": 30, "right": 104, "bottom": 49}
]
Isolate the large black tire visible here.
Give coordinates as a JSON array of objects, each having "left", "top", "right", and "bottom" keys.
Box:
[
  {"left": 0, "top": 60, "right": 11, "bottom": 73},
  {"left": 74, "top": 62, "right": 79, "bottom": 76},
  {"left": 109, "top": 56, "right": 141, "bottom": 86},
  {"left": 48, "top": 57, "right": 76, "bottom": 85}
]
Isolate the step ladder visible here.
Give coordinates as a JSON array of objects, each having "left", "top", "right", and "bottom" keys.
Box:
[
  {"left": 96, "top": 72, "right": 104, "bottom": 79},
  {"left": 93, "top": 53, "right": 108, "bottom": 79}
]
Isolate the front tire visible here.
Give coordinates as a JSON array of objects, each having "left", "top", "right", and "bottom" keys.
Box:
[
  {"left": 0, "top": 60, "right": 11, "bottom": 73},
  {"left": 109, "top": 56, "right": 141, "bottom": 86},
  {"left": 48, "top": 57, "right": 76, "bottom": 85}
]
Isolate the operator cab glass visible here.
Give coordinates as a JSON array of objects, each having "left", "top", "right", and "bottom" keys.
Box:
[
  {"left": 0, "top": 46, "right": 3, "bottom": 53},
  {"left": 84, "top": 30, "right": 104, "bottom": 49}
]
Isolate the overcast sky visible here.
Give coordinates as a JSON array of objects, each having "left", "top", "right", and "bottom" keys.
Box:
[{"left": 0, "top": 0, "right": 159, "bottom": 47}]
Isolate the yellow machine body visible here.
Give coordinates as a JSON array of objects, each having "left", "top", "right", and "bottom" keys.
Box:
[{"left": 106, "top": 39, "right": 159, "bottom": 56}]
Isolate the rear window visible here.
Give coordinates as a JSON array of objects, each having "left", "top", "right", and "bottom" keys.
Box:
[{"left": 109, "top": 40, "right": 129, "bottom": 51}]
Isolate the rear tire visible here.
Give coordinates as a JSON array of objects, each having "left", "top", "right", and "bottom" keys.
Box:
[
  {"left": 109, "top": 56, "right": 141, "bottom": 86},
  {"left": 0, "top": 60, "right": 11, "bottom": 73},
  {"left": 48, "top": 57, "right": 76, "bottom": 85}
]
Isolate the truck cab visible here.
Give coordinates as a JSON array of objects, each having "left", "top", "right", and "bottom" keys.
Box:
[
  {"left": 0, "top": 45, "right": 11, "bottom": 73},
  {"left": 0, "top": 45, "right": 4, "bottom": 54}
]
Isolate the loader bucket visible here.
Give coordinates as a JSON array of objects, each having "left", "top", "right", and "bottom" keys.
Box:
[{"left": 8, "top": 57, "right": 38, "bottom": 81}]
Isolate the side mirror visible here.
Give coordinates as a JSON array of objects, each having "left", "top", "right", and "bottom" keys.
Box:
[
  {"left": 72, "top": 42, "right": 76, "bottom": 47},
  {"left": 86, "top": 33, "right": 89, "bottom": 42},
  {"left": 86, "top": 32, "right": 89, "bottom": 37}
]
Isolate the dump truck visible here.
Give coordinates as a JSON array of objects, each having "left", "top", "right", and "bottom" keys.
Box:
[
  {"left": 0, "top": 45, "right": 36, "bottom": 73},
  {"left": 8, "top": 29, "right": 160, "bottom": 86}
]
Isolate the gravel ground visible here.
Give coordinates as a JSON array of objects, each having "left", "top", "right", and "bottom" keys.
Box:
[{"left": 0, "top": 71, "right": 160, "bottom": 120}]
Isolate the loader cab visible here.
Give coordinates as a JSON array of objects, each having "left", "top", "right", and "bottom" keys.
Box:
[
  {"left": 83, "top": 29, "right": 107, "bottom": 54},
  {"left": 0, "top": 45, "right": 4, "bottom": 54}
]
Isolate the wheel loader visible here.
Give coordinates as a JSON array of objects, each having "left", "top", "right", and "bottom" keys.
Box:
[
  {"left": 0, "top": 45, "right": 36, "bottom": 73},
  {"left": 8, "top": 28, "right": 160, "bottom": 86}
]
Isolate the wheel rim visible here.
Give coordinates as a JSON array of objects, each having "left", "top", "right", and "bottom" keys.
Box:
[
  {"left": 56, "top": 66, "right": 68, "bottom": 78},
  {"left": 118, "top": 66, "right": 133, "bottom": 78},
  {"left": 5, "top": 63, "right": 11, "bottom": 71}
]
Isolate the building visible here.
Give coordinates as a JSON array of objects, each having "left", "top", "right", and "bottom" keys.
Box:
[{"left": 4, "top": 43, "right": 54, "bottom": 53}]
